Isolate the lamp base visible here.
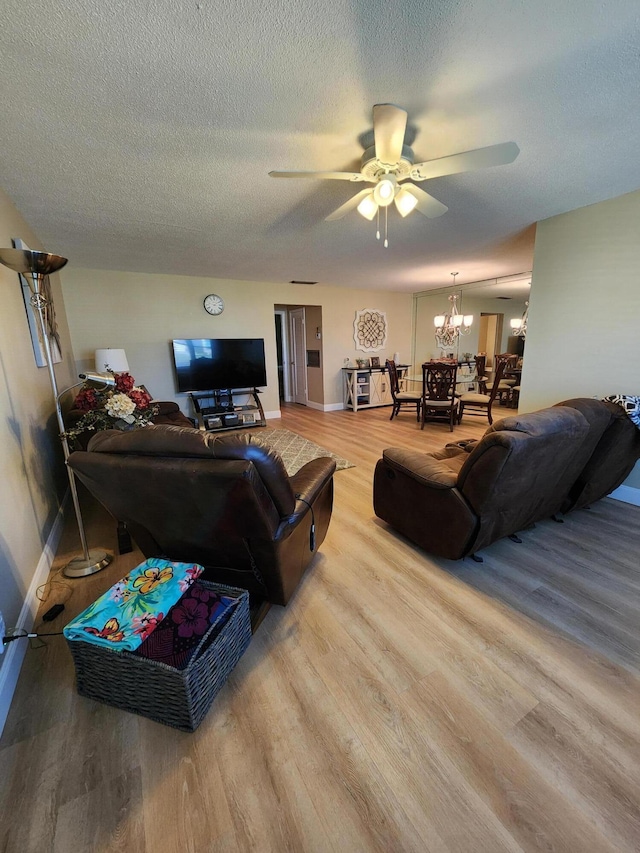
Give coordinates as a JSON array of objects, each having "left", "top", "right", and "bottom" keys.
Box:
[{"left": 62, "top": 549, "right": 113, "bottom": 578}]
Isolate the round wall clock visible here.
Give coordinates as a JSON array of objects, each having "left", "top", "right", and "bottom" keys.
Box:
[{"left": 203, "top": 293, "right": 225, "bottom": 315}]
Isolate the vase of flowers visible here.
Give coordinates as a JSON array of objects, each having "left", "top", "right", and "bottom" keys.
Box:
[{"left": 64, "top": 372, "right": 159, "bottom": 443}]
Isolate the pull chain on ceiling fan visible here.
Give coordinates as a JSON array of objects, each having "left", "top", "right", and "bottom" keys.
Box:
[{"left": 269, "top": 104, "right": 519, "bottom": 247}]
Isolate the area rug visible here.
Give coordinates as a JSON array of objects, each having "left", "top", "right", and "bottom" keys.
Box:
[{"left": 250, "top": 428, "right": 355, "bottom": 475}]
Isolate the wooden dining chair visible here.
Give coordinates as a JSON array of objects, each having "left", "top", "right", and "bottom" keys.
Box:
[
  {"left": 457, "top": 358, "right": 507, "bottom": 425},
  {"left": 386, "top": 359, "right": 422, "bottom": 421},
  {"left": 421, "top": 361, "right": 459, "bottom": 431},
  {"left": 474, "top": 354, "right": 488, "bottom": 392}
]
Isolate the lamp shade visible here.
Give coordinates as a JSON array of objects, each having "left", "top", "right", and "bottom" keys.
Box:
[
  {"left": 357, "top": 193, "right": 378, "bottom": 220},
  {"left": 373, "top": 174, "right": 397, "bottom": 207},
  {"left": 95, "top": 348, "right": 129, "bottom": 373},
  {"left": 394, "top": 187, "right": 419, "bottom": 217}
]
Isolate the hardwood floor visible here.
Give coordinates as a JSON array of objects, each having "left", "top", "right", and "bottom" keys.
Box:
[{"left": 2, "top": 402, "right": 640, "bottom": 852}]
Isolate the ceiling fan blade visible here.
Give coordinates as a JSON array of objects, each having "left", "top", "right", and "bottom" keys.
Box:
[
  {"left": 373, "top": 104, "right": 408, "bottom": 165},
  {"left": 325, "top": 189, "right": 373, "bottom": 221},
  {"left": 410, "top": 141, "right": 520, "bottom": 181},
  {"left": 403, "top": 184, "right": 448, "bottom": 218},
  {"left": 269, "top": 170, "right": 369, "bottom": 182}
]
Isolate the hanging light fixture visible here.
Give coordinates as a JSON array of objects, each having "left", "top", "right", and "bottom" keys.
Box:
[
  {"left": 510, "top": 299, "right": 529, "bottom": 338},
  {"left": 434, "top": 273, "right": 473, "bottom": 350},
  {"left": 356, "top": 173, "right": 422, "bottom": 248}
]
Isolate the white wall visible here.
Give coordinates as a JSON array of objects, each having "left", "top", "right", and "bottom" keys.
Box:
[
  {"left": 0, "top": 187, "right": 77, "bottom": 728},
  {"left": 520, "top": 187, "right": 640, "bottom": 491},
  {"left": 61, "top": 269, "right": 413, "bottom": 416}
]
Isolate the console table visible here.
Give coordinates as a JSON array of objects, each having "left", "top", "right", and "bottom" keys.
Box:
[
  {"left": 189, "top": 388, "right": 266, "bottom": 432},
  {"left": 342, "top": 365, "right": 410, "bottom": 412}
]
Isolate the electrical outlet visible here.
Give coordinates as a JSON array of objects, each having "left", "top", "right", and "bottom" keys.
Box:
[{"left": 0, "top": 610, "right": 5, "bottom": 654}]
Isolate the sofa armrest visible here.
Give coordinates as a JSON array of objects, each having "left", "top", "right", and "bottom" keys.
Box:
[
  {"left": 276, "top": 457, "right": 336, "bottom": 546},
  {"left": 289, "top": 457, "right": 336, "bottom": 512},
  {"left": 382, "top": 448, "right": 459, "bottom": 489},
  {"left": 444, "top": 438, "right": 478, "bottom": 453}
]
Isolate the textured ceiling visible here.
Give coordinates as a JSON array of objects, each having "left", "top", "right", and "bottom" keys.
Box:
[{"left": 1, "top": 0, "right": 639, "bottom": 291}]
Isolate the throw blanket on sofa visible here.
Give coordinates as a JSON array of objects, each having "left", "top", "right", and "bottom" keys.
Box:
[
  {"left": 63, "top": 557, "right": 203, "bottom": 651},
  {"left": 602, "top": 395, "right": 640, "bottom": 429}
]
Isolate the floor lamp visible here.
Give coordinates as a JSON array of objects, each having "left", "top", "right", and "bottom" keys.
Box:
[{"left": 0, "top": 247, "right": 112, "bottom": 577}]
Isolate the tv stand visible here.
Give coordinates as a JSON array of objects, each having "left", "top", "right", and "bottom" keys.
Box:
[{"left": 189, "top": 388, "right": 266, "bottom": 432}]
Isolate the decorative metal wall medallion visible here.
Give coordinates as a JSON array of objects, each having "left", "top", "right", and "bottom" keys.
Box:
[{"left": 354, "top": 308, "right": 387, "bottom": 352}]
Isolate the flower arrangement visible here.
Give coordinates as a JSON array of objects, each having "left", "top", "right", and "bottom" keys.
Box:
[{"left": 65, "top": 371, "right": 159, "bottom": 440}]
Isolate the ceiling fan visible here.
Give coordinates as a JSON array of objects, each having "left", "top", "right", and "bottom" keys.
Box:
[{"left": 269, "top": 104, "right": 519, "bottom": 246}]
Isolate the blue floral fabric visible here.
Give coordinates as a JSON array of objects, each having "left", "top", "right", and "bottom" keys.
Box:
[{"left": 63, "top": 558, "right": 204, "bottom": 651}]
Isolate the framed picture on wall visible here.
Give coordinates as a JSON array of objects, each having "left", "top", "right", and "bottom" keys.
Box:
[{"left": 370, "top": 356, "right": 380, "bottom": 368}]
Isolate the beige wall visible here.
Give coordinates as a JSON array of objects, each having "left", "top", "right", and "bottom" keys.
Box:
[
  {"left": 0, "top": 188, "right": 77, "bottom": 664},
  {"left": 520, "top": 188, "right": 640, "bottom": 490},
  {"left": 61, "top": 269, "right": 413, "bottom": 417}
]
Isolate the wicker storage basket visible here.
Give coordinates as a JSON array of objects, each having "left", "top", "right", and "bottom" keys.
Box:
[{"left": 66, "top": 580, "right": 251, "bottom": 731}]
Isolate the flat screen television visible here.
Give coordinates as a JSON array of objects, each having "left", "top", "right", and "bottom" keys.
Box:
[{"left": 171, "top": 338, "right": 267, "bottom": 392}]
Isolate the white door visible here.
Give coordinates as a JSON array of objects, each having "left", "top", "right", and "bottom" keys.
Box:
[
  {"left": 274, "top": 309, "right": 292, "bottom": 402},
  {"left": 289, "top": 308, "right": 307, "bottom": 405}
]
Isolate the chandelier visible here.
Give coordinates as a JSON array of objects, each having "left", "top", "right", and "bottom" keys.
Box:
[
  {"left": 434, "top": 273, "right": 473, "bottom": 350},
  {"left": 510, "top": 299, "right": 529, "bottom": 338}
]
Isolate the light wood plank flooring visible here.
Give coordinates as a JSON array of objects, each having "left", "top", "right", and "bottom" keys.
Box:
[{"left": 2, "top": 403, "right": 640, "bottom": 852}]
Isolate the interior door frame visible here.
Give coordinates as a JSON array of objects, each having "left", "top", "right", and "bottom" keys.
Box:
[{"left": 274, "top": 309, "right": 292, "bottom": 402}]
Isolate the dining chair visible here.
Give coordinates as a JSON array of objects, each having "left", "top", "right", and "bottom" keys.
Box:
[
  {"left": 457, "top": 358, "right": 507, "bottom": 425},
  {"left": 474, "top": 354, "right": 488, "bottom": 392},
  {"left": 480, "top": 354, "right": 516, "bottom": 401},
  {"left": 386, "top": 359, "right": 422, "bottom": 421},
  {"left": 421, "top": 361, "right": 459, "bottom": 431}
]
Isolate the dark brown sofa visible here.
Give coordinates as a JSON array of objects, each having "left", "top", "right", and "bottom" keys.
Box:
[
  {"left": 68, "top": 425, "right": 335, "bottom": 605},
  {"left": 556, "top": 398, "right": 640, "bottom": 511},
  {"left": 66, "top": 400, "right": 194, "bottom": 449},
  {"left": 373, "top": 399, "right": 640, "bottom": 560}
]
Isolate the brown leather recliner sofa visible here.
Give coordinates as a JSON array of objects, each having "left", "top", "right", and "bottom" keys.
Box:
[
  {"left": 373, "top": 398, "right": 640, "bottom": 560},
  {"left": 68, "top": 425, "right": 335, "bottom": 605}
]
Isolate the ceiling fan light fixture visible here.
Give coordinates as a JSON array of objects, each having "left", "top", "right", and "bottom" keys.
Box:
[
  {"left": 357, "top": 194, "right": 378, "bottom": 221},
  {"left": 394, "top": 187, "right": 419, "bottom": 217},
  {"left": 373, "top": 174, "right": 397, "bottom": 207}
]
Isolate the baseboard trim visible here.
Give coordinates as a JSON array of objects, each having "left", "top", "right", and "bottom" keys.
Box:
[
  {"left": 0, "top": 500, "right": 66, "bottom": 737},
  {"left": 264, "top": 409, "right": 281, "bottom": 420},
  {"left": 608, "top": 484, "right": 640, "bottom": 507},
  {"left": 306, "top": 401, "right": 344, "bottom": 412}
]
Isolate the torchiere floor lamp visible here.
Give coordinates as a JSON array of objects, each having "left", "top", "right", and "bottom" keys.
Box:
[{"left": 0, "top": 247, "right": 112, "bottom": 577}]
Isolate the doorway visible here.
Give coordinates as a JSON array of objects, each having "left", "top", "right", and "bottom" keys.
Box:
[
  {"left": 478, "top": 313, "right": 504, "bottom": 368},
  {"left": 274, "top": 312, "right": 286, "bottom": 402}
]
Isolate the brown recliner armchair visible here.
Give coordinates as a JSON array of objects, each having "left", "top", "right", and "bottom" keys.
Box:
[{"left": 68, "top": 425, "right": 335, "bottom": 605}]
